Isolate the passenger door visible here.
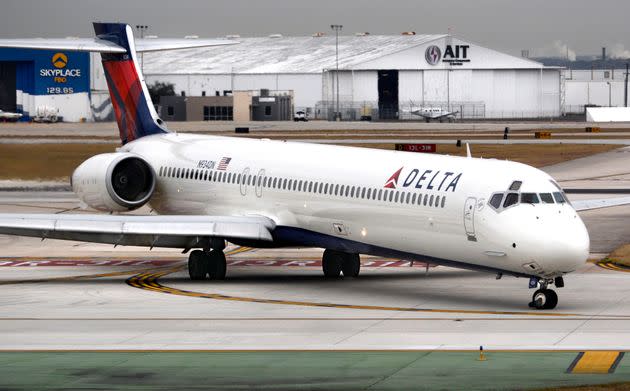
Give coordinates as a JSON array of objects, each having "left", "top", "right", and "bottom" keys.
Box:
[{"left": 464, "top": 197, "right": 477, "bottom": 241}]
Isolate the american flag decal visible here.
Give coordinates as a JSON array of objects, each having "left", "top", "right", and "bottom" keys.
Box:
[{"left": 217, "top": 157, "right": 232, "bottom": 170}]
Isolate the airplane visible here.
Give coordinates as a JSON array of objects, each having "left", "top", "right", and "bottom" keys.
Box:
[
  {"left": 404, "top": 103, "right": 458, "bottom": 122},
  {"left": 0, "top": 23, "right": 623, "bottom": 310}
]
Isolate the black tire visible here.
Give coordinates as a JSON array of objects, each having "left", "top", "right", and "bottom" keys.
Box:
[
  {"left": 322, "top": 249, "right": 342, "bottom": 278},
  {"left": 188, "top": 250, "right": 207, "bottom": 280},
  {"left": 529, "top": 289, "right": 558, "bottom": 310},
  {"left": 341, "top": 253, "right": 360, "bottom": 278},
  {"left": 207, "top": 250, "right": 227, "bottom": 280},
  {"left": 543, "top": 289, "right": 558, "bottom": 309}
]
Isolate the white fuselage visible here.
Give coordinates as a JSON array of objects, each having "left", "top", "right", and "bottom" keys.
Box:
[{"left": 120, "top": 133, "right": 589, "bottom": 279}]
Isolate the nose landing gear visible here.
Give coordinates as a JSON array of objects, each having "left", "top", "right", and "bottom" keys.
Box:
[
  {"left": 528, "top": 277, "right": 562, "bottom": 310},
  {"left": 529, "top": 288, "right": 558, "bottom": 310}
]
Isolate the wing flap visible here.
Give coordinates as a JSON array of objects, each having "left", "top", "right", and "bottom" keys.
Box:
[{"left": 0, "top": 214, "right": 275, "bottom": 247}]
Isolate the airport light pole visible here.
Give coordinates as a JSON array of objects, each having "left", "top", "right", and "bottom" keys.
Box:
[
  {"left": 135, "top": 25, "right": 149, "bottom": 74},
  {"left": 607, "top": 81, "right": 612, "bottom": 107},
  {"left": 625, "top": 63, "right": 629, "bottom": 107},
  {"left": 331, "top": 24, "right": 342, "bottom": 121}
]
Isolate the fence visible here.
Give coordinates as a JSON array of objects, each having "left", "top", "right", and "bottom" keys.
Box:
[{"left": 311, "top": 101, "right": 486, "bottom": 121}]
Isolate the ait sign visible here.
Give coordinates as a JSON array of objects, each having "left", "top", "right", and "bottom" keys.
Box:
[{"left": 425, "top": 44, "right": 471, "bottom": 66}]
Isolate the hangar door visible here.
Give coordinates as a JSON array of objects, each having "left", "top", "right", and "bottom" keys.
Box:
[
  {"left": 378, "top": 70, "right": 398, "bottom": 120},
  {"left": 0, "top": 62, "right": 16, "bottom": 112}
]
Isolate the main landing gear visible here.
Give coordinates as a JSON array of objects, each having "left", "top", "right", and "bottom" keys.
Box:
[
  {"left": 188, "top": 239, "right": 227, "bottom": 280},
  {"left": 322, "top": 249, "right": 361, "bottom": 278},
  {"left": 528, "top": 277, "right": 564, "bottom": 310}
]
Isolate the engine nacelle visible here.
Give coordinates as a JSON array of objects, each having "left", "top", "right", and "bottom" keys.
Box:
[{"left": 71, "top": 153, "right": 156, "bottom": 212}]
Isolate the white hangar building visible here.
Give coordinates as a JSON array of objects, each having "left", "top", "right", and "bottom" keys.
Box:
[{"left": 137, "top": 34, "right": 562, "bottom": 120}]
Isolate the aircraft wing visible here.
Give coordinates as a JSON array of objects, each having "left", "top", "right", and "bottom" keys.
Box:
[
  {"left": 432, "top": 111, "right": 458, "bottom": 119},
  {"left": 0, "top": 38, "right": 237, "bottom": 53},
  {"left": 572, "top": 196, "right": 630, "bottom": 212},
  {"left": 0, "top": 214, "right": 275, "bottom": 248}
]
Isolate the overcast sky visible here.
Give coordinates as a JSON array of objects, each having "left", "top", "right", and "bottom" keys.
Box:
[{"left": 1, "top": 0, "right": 629, "bottom": 58}]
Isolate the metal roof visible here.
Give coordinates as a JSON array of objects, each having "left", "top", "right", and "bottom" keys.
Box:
[{"left": 142, "top": 34, "right": 446, "bottom": 75}]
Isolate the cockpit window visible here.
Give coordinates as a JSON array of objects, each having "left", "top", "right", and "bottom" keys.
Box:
[
  {"left": 509, "top": 181, "right": 522, "bottom": 191},
  {"left": 521, "top": 193, "right": 539, "bottom": 204},
  {"left": 489, "top": 193, "right": 503, "bottom": 209},
  {"left": 503, "top": 192, "right": 519, "bottom": 208},
  {"left": 540, "top": 193, "right": 554, "bottom": 204},
  {"left": 553, "top": 192, "right": 566, "bottom": 203}
]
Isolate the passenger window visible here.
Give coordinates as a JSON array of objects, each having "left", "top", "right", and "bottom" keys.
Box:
[
  {"left": 429, "top": 195, "right": 434, "bottom": 206},
  {"left": 423, "top": 194, "right": 428, "bottom": 206},
  {"left": 378, "top": 189, "right": 383, "bottom": 201},
  {"left": 540, "top": 193, "right": 554, "bottom": 204},
  {"left": 553, "top": 192, "right": 566, "bottom": 203},
  {"left": 345, "top": 186, "right": 350, "bottom": 197},
  {"left": 509, "top": 181, "right": 522, "bottom": 191},
  {"left": 389, "top": 191, "right": 394, "bottom": 202},
  {"left": 434, "top": 195, "right": 439, "bottom": 207},
  {"left": 159, "top": 167, "right": 163, "bottom": 176},
  {"left": 503, "top": 193, "right": 519, "bottom": 207},
  {"left": 441, "top": 197, "right": 446, "bottom": 208},
  {"left": 394, "top": 192, "right": 399, "bottom": 203},
  {"left": 489, "top": 193, "right": 503, "bottom": 209},
  {"left": 521, "top": 193, "right": 539, "bottom": 204},
  {"left": 412, "top": 194, "right": 417, "bottom": 204},
  {"left": 406, "top": 193, "right": 411, "bottom": 204}
]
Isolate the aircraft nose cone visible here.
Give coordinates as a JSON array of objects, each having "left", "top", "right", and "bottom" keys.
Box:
[{"left": 546, "top": 212, "right": 590, "bottom": 273}]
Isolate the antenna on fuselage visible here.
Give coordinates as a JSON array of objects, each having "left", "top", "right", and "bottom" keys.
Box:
[{"left": 466, "top": 143, "right": 472, "bottom": 158}]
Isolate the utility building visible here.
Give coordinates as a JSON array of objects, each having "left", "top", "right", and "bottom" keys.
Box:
[{"left": 142, "top": 34, "right": 562, "bottom": 120}]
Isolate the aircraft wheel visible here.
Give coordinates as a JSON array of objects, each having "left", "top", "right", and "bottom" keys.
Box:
[
  {"left": 322, "top": 249, "right": 342, "bottom": 278},
  {"left": 528, "top": 289, "right": 558, "bottom": 310},
  {"left": 206, "top": 250, "right": 227, "bottom": 280},
  {"left": 188, "top": 250, "right": 207, "bottom": 280},
  {"left": 341, "top": 253, "right": 361, "bottom": 278}
]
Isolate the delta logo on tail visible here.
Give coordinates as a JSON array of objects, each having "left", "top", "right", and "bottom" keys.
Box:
[{"left": 384, "top": 167, "right": 403, "bottom": 188}]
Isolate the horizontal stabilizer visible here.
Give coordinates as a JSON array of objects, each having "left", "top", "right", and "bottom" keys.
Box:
[
  {"left": 0, "top": 38, "right": 127, "bottom": 53},
  {"left": 135, "top": 38, "right": 238, "bottom": 52},
  {"left": 0, "top": 37, "right": 237, "bottom": 53}
]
